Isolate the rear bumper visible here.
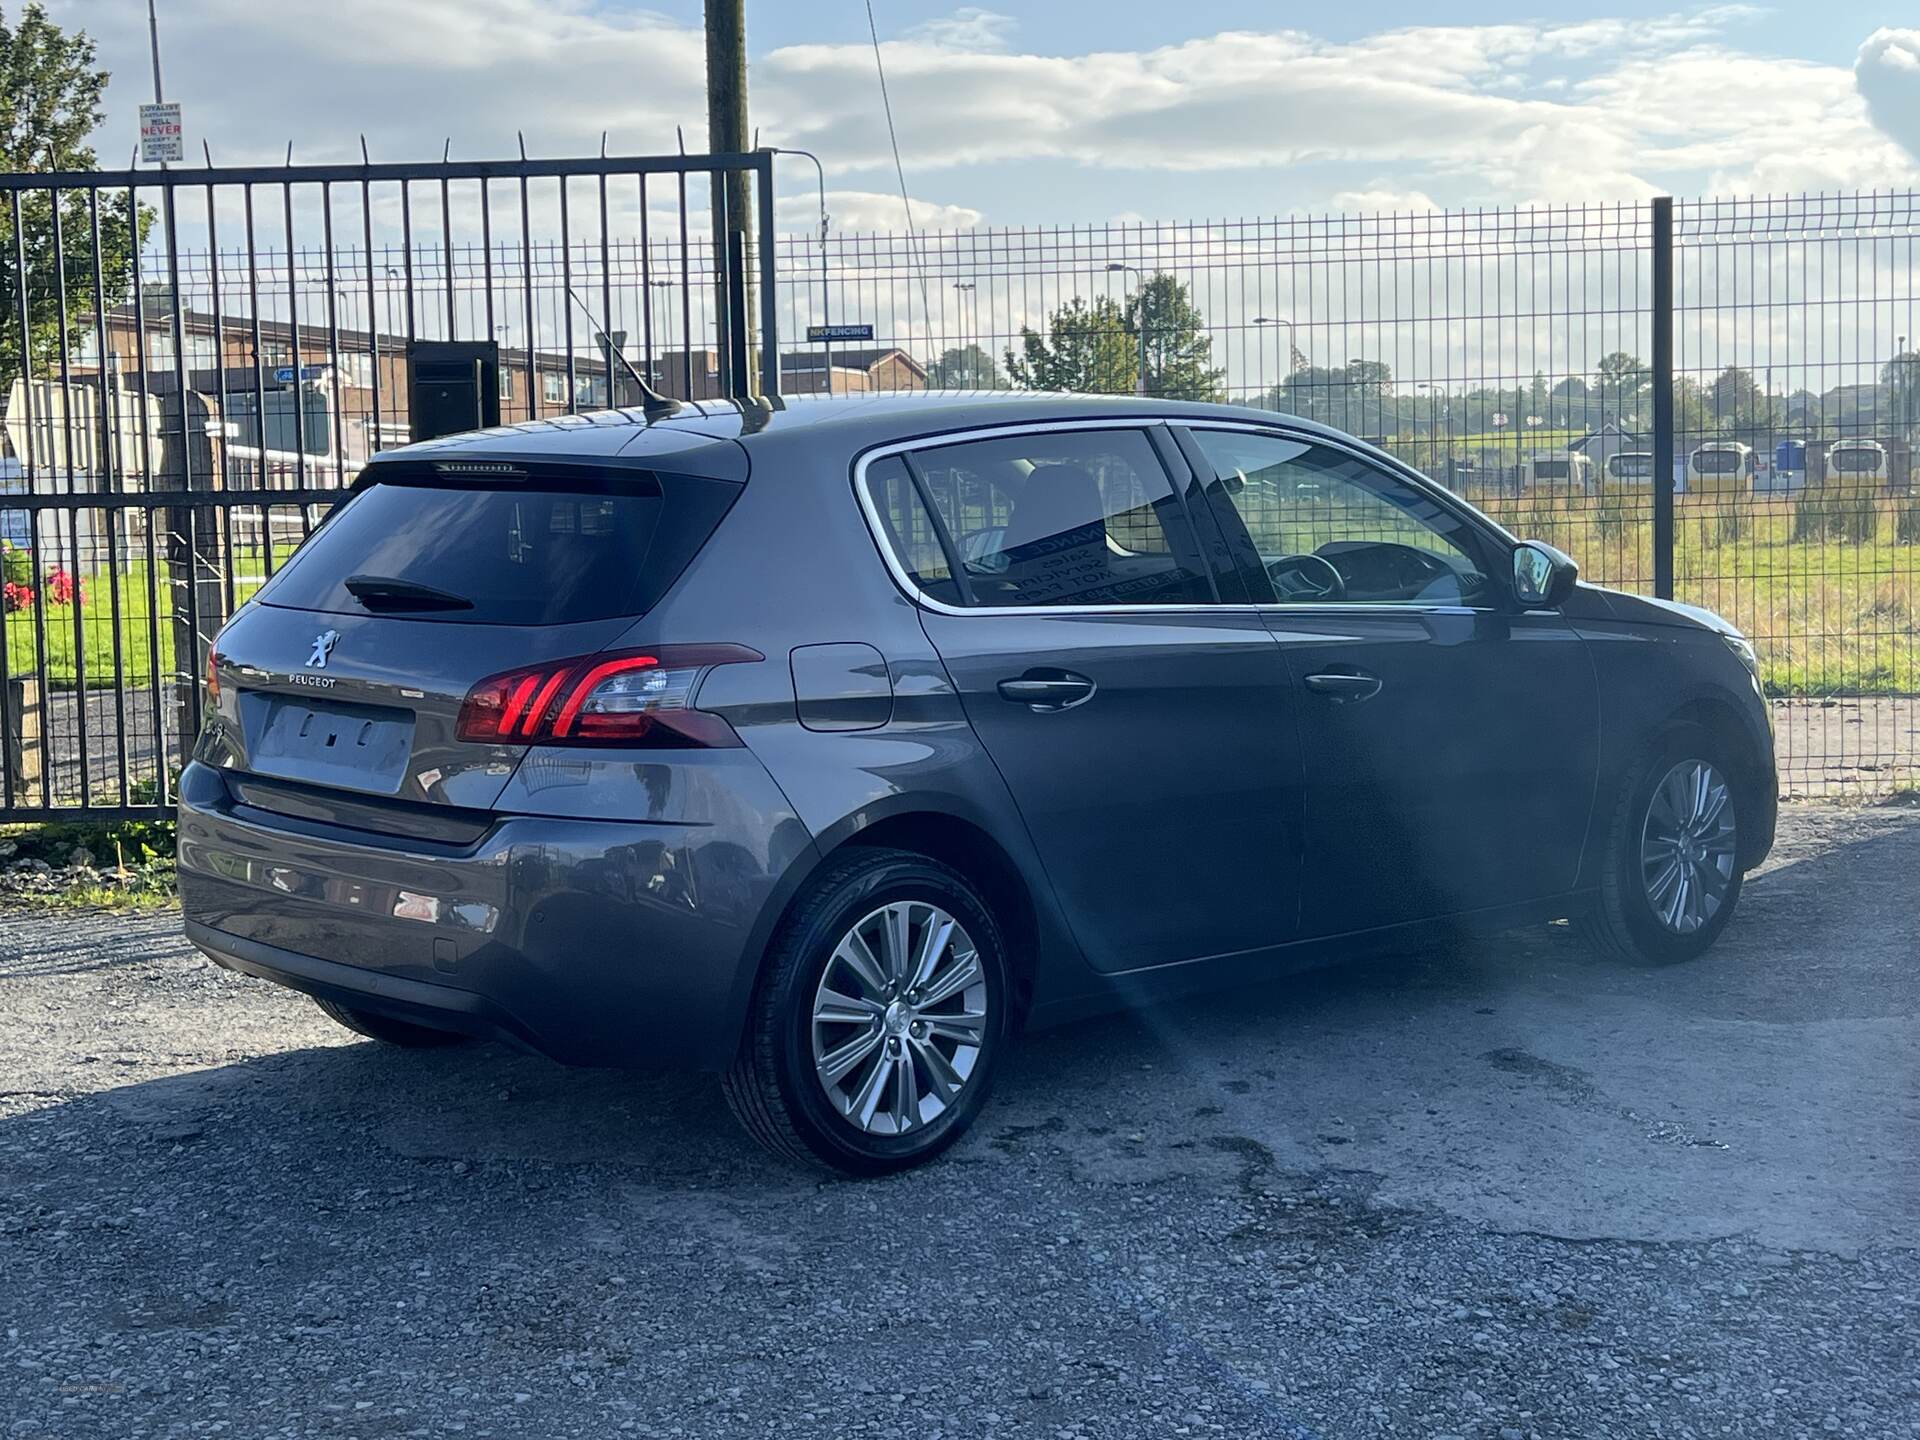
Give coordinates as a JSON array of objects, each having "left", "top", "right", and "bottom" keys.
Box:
[
  {"left": 187, "top": 919, "right": 546, "bottom": 1051},
  {"left": 176, "top": 758, "right": 814, "bottom": 1070}
]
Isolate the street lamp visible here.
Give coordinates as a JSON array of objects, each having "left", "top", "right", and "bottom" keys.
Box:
[
  {"left": 763, "top": 145, "right": 832, "bottom": 383},
  {"left": 1899, "top": 336, "right": 1910, "bottom": 445},
  {"left": 1107, "top": 262, "right": 1148, "bottom": 397},
  {"left": 647, "top": 279, "right": 680, "bottom": 393},
  {"left": 1253, "top": 316, "right": 1297, "bottom": 409},
  {"left": 1416, "top": 380, "right": 1455, "bottom": 477},
  {"left": 382, "top": 268, "right": 401, "bottom": 346},
  {"left": 952, "top": 282, "right": 977, "bottom": 382}
]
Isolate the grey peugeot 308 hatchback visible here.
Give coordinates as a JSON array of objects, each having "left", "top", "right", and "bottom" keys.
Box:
[{"left": 179, "top": 392, "right": 1777, "bottom": 1174}]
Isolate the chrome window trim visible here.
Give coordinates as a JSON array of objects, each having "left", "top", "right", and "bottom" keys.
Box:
[{"left": 850, "top": 415, "right": 1504, "bottom": 620}]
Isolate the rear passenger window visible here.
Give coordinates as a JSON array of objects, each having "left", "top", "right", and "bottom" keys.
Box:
[
  {"left": 864, "top": 456, "right": 964, "bottom": 607},
  {"left": 865, "top": 429, "right": 1211, "bottom": 608}
]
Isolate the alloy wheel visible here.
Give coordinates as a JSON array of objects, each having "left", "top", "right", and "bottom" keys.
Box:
[
  {"left": 1640, "top": 758, "right": 1738, "bottom": 935},
  {"left": 810, "top": 900, "right": 989, "bottom": 1136}
]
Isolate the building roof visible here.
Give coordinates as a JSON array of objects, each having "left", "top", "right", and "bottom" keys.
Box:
[
  {"left": 778, "top": 347, "right": 926, "bottom": 379},
  {"left": 1567, "top": 418, "right": 1645, "bottom": 451},
  {"left": 93, "top": 304, "right": 612, "bottom": 377}
]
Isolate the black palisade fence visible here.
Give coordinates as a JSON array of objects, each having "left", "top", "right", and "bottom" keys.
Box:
[{"left": 0, "top": 150, "right": 777, "bottom": 819}]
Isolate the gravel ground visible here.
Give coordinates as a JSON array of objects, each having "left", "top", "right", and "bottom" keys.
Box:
[{"left": 2, "top": 802, "right": 1917, "bottom": 1440}]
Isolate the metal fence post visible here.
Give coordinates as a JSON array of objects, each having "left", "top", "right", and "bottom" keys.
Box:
[
  {"left": 1651, "top": 195, "right": 1675, "bottom": 600},
  {"left": 755, "top": 154, "right": 780, "bottom": 399}
]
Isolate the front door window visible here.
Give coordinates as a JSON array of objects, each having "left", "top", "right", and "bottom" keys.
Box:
[{"left": 1188, "top": 430, "right": 1492, "bottom": 606}]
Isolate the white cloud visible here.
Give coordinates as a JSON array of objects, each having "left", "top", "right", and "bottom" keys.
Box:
[
  {"left": 50, "top": 1, "right": 1920, "bottom": 227},
  {"left": 1576, "top": 45, "right": 1916, "bottom": 196},
  {"left": 906, "top": 8, "right": 1019, "bottom": 52},
  {"left": 56, "top": 0, "right": 711, "bottom": 164},
  {"left": 774, "top": 190, "right": 984, "bottom": 233},
  {"left": 756, "top": 11, "right": 1918, "bottom": 206},
  {"left": 1857, "top": 28, "right": 1920, "bottom": 166},
  {"left": 1330, "top": 188, "right": 1440, "bottom": 214}
]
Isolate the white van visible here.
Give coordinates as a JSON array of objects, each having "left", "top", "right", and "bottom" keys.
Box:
[
  {"left": 1825, "top": 441, "right": 1888, "bottom": 488},
  {"left": 1687, "top": 441, "right": 1753, "bottom": 493},
  {"left": 1521, "top": 451, "right": 1593, "bottom": 491},
  {"left": 1605, "top": 451, "right": 1655, "bottom": 485}
]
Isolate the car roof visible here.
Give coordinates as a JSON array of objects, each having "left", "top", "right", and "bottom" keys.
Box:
[{"left": 366, "top": 390, "right": 1354, "bottom": 477}]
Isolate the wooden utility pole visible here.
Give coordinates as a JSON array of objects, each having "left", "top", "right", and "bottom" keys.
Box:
[{"left": 705, "top": 0, "right": 754, "bottom": 393}]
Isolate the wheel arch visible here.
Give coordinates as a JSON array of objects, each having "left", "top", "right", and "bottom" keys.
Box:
[
  {"left": 1654, "top": 693, "right": 1775, "bottom": 869},
  {"left": 833, "top": 809, "right": 1041, "bottom": 1026},
  {"left": 716, "top": 795, "right": 1073, "bottom": 1068}
]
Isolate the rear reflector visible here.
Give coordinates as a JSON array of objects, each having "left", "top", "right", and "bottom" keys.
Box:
[{"left": 455, "top": 645, "right": 761, "bottom": 748}]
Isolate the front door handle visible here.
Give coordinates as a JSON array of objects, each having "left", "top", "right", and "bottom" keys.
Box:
[
  {"left": 1303, "top": 669, "right": 1383, "bottom": 703},
  {"left": 997, "top": 672, "right": 1096, "bottom": 711}
]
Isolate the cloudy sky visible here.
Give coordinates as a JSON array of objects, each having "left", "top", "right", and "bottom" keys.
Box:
[{"left": 56, "top": 1, "right": 1920, "bottom": 232}]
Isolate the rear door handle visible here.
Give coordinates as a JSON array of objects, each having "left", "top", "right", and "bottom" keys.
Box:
[
  {"left": 997, "top": 672, "right": 1096, "bottom": 711},
  {"left": 1303, "top": 669, "right": 1383, "bottom": 702}
]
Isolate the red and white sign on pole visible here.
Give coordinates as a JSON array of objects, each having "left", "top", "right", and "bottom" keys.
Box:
[{"left": 139, "top": 102, "right": 183, "bottom": 164}]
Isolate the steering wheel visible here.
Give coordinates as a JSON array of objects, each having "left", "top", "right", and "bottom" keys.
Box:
[{"left": 1265, "top": 552, "right": 1346, "bottom": 601}]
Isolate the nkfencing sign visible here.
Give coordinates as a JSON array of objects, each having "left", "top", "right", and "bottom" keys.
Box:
[
  {"left": 139, "top": 103, "right": 183, "bottom": 164},
  {"left": 806, "top": 323, "right": 874, "bottom": 342}
]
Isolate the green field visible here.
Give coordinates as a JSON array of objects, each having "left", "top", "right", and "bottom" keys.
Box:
[{"left": 1474, "top": 490, "right": 1920, "bottom": 696}]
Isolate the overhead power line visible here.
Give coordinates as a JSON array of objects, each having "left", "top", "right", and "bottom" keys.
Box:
[{"left": 864, "top": 0, "right": 932, "bottom": 345}]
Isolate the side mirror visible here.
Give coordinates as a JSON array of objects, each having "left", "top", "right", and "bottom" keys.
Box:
[{"left": 1513, "top": 540, "right": 1579, "bottom": 608}]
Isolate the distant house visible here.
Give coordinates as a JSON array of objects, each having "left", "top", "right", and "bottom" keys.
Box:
[
  {"left": 1567, "top": 419, "right": 1644, "bottom": 473},
  {"left": 779, "top": 347, "right": 928, "bottom": 396},
  {"left": 646, "top": 345, "right": 927, "bottom": 400}
]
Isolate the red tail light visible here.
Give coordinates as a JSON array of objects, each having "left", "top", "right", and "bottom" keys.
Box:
[
  {"left": 455, "top": 645, "right": 761, "bottom": 748},
  {"left": 206, "top": 647, "right": 221, "bottom": 702}
]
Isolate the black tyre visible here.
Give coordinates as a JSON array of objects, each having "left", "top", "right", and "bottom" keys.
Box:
[
  {"left": 313, "top": 997, "right": 470, "bottom": 1047},
  {"left": 722, "top": 847, "right": 1011, "bottom": 1176},
  {"left": 1585, "top": 725, "right": 1746, "bottom": 964}
]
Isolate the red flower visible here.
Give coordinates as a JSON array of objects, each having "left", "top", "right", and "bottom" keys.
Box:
[
  {"left": 44, "top": 569, "right": 81, "bottom": 606},
  {"left": 3, "top": 581, "right": 36, "bottom": 613}
]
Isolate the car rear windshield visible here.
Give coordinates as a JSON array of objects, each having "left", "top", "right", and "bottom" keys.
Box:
[
  {"left": 258, "top": 472, "right": 722, "bottom": 625},
  {"left": 1832, "top": 448, "right": 1882, "bottom": 474},
  {"left": 1694, "top": 450, "right": 1745, "bottom": 474}
]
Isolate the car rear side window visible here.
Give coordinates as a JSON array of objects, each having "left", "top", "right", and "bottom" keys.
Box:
[
  {"left": 863, "top": 456, "right": 965, "bottom": 608},
  {"left": 258, "top": 471, "right": 729, "bottom": 625},
  {"left": 865, "top": 429, "right": 1212, "bottom": 608}
]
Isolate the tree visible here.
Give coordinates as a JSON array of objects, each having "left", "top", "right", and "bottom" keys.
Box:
[
  {"left": 1342, "top": 359, "right": 1393, "bottom": 400},
  {"left": 1548, "top": 375, "right": 1590, "bottom": 429},
  {"left": 1708, "top": 366, "right": 1775, "bottom": 439},
  {"left": 0, "top": 4, "right": 147, "bottom": 390},
  {"left": 1005, "top": 294, "right": 1135, "bottom": 394},
  {"left": 1129, "top": 273, "right": 1223, "bottom": 400},
  {"left": 927, "top": 343, "right": 1002, "bottom": 390},
  {"left": 1671, "top": 375, "right": 1711, "bottom": 442},
  {"left": 1004, "top": 274, "right": 1223, "bottom": 400},
  {"left": 1593, "top": 351, "right": 1650, "bottom": 427},
  {"left": 1526, "top": 369, "right": 1548, "bottom": 419},
  {"left": 1263, "top": 359, "right": 1404, "bottom": 437}
]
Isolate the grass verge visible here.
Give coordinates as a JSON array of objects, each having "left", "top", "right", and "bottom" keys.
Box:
[{"left": 0, "top": 811, "right": 177, "bottom": 910}]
